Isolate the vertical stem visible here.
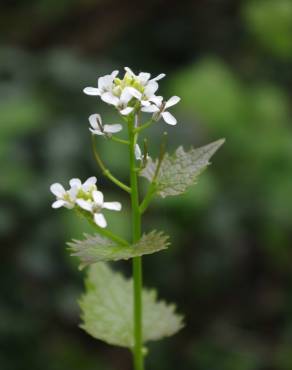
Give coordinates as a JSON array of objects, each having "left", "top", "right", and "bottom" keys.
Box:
[{"left": 128, "top": 117, "right": 144, "bottom": 370}]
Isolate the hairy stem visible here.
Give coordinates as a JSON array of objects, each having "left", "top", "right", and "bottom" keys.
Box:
[{"left": 128, "top": 116, "right": 144, "bottom": 370}]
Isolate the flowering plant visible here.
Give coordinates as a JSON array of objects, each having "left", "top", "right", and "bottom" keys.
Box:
[{"left": 50, "top": 67, "right": 224, "bottom": 370}]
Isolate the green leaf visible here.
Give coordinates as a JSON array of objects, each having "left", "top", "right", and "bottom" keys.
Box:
[
  {"left": 140, "top": 139, "right": 225, "bottom": 198},
  {"left": 79, "top": 262, "right": 184, "bottom": 348},
  {"left": 68, "top": 230, "right": 170, "bottom": 268}
]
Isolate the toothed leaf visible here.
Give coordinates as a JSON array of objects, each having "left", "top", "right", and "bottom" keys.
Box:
[
  {"left": 68, "top": 230, "right": 169, "bottom": 268},
  {"left": 140, "top": 139, "right": 225, "bottom": 198},
  {"left": 79, "top": 262, "right": 184, "bottom": 348}
]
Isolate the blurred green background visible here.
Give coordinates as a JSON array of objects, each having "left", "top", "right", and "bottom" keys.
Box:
[{"left": 1, "top": 1, "right": 292, "bottom": 369}]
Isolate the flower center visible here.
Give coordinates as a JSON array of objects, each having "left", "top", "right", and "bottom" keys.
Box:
[
  {"left": 114, "top": 73, "right": 145, "bottom": 95},
  {"left": 77, "top": 186, "right": 97, "bottom": 201}
]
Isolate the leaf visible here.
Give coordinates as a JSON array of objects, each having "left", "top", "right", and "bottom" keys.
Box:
[
  {"left": 79, "top": 262, "right": 184, "bottom": 348},
  {"left": 68, "top": 230, "right": 170, "bottom": 268},
  {"left": 140, "top": 139, "right": 225, "bottom": 198}
]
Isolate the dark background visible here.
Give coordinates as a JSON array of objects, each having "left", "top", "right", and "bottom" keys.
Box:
[{"left": 1, "top": 1, "right": 292, "bottom": 369}]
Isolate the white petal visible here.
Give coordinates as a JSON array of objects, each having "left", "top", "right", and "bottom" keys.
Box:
[
  {"left": 165, "top": 96, "right": 180, "bottom": 108},
  {"left": 52, "top": 199, "right": 66, "bottom": 208},
  {"left": 144, "top": 81, "right": 158, "bottom": 97},
  {"left": 92, "top": 190, "right": 104, "bottom": 206},
  {"left": 83, "top": 87, "right": 101, "bottom": 96},
  {"left": 141, "top": 100, "right": 151, "bottom": 107},
  {"left": 135, "top": 144, "right": 142, "bottom": 160},
  {"left": 69, "top": 178, "right": 81, "bottom": 188},
  {"left": 98, "top": 76, "right": 106, "bottom": 89},
  {"left": 120, "top": 107, "right": 134, "bottom": 115},
  {"left": 141, "top": 105, "right": 159, "bottom": 113},
  {"left": 94, "top": 213, "right": 107, "bottom": 228},
  {"left": 104, "top": 124, "right": 123, "bottom": 133},
  {"left": 151, "top": 73, "right": 165, "bottom": 82},
  {"left": 120, "top": 87, "right": 135, "bottom": 104},
  {"left": 111, "top": 70, "right": 119, "bottom": 78},
  {"left": 124, "top": 67, "right": 135, "bottom": 77},
  {"left": 83, "top": 176, "right": 97, "bottom": 191},
  {"left": 88, "top": 114, "right": 102, "bottom": 130},
  {"left": 50, "top": 183, "right": 66, "bottom": 197},
  {"left": 101, "top": 92, "right": 119, "bottom": 106},
  {"left": 138, "top": 72, "right": 151, "bottom": 84},
  {"left": 98, "top": 74, "right": 113, "bottom": 90},
  {"left": 103, "top": 202, "right": 122, "bottom": 211},
  {"left": 89, "top": 128, "right": 104, "bottom": 136},
  {"left": 162, "top": 111, "right": 177, "bottom": 125},
  {"left": 126, "top": 87, "right": 142, "bottom": 100},
  {"left": 149, "top": 95, "right": 163, "bottom": 106},
  {"left": 76, "top": 199, "right": 92, "bottom": 211},
  {"left": 68, "top": 186, "right": 78, "bottom": 200}
]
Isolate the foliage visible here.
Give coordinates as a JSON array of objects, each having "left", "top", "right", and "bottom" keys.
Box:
[
  {"left": 140, "top": 139, "right": 225, "bottom": 198},
  {"left": 79, "top": 262, "right": 184, "bottom": 348},
  {"left": 2, "top": 1, "right": 292, "bottom": 370},
  {"left": 68, "top": 231, "right": 170, "bottom": 268}
]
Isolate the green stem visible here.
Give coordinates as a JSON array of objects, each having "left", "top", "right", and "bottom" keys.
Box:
[
  {"left": 94, "top": 224, "right": 129, "bottom": 246},
  {"left": 128, "top": 117, "right": 144, "bottom": 370},
  {"left": 77, "top": 209, "right": 129, "bottom": 246},
  {"left": 139, "top": 183, "right": 156, "bottom": 214},
  {"left": 134, "top": 118, "right": 155, "bottom": 133},
  {"left": 139, "top": 131, "right": 167, "bottom": 213},
  {"left": 91, "top": 135, "right": 131, "bottom": 194},
  {"left": 110, "top": 136, "right": 130, "bottom": 145}
]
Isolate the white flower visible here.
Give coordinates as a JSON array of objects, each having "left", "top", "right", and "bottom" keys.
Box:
[
  {"left": 50, "top": 176, "right": 96, "bottom": 209},
  {"left": 83, "top": 69, "right": 141, "bottom": 115},
  {"left": 83, "top": 68, "right": 168, "bottom": 116},
  {"left": 117, "top": 87, "right": 142, "bottom": 115},
  {"left": 124, "top": 67, "right": 165, "bottom": 86},
  {"left": 83, "top": 70, "right": 119, "bottom": 98},
  {"left": 50, "top": 183, "right": 77, "bottom": 209},
  {"left": 50, "top": 177, "right": 122, "bottom": 229},
  {"left": 142, "top": 96, "right": 180, "bottom": 125},
  {"left": 50, "top": 177, "right": 97, "bottom": 209},
  {"left": 76, "top": 190, "right": 121, "bottom": 228},
  {"left": 103, "top": 86, "right": 141, "bottom": 115},
  {"left": 89, "top": 114, "right": 122, "bottom": 135},
  {"left": 69, "top": 176, "right": 97, "bottom": 193},
  {"left": 124, "top": 67, "right": 164, "bottom": 106}
]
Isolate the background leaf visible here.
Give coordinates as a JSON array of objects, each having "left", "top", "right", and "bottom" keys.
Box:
[
  {"left": 140, "top": 139, "right": 225, "bottom": 198},
  {"left": 79, "top": 262, "right": 184, "bottom": 348}
]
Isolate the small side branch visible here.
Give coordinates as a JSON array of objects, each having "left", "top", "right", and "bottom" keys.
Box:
[
  {"left": 134, "top": 119, "right": 155, "bottom": 134},
  {"left": 76, "top": 209, "right": 129, "bottom": 247},
  {"left": 91, "top": 135, "right": 131, "bottom": 194},
  {"left": 139, "top": 184, "right": 156, "bottom": 214},
  {"left": 110, "top": 136, "right": 130, "bottom": 145},
  {"left": 94, "top": 224, "right": 129, "bottom": 246},
  {"left": 139, "top": 132, "right": 167, "bottom": 213}
]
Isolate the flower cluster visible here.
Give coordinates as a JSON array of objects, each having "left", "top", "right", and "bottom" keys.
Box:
[
  {"left": 84, "top": 67, "right": 180, "bottom": 129},
  {"left": 50, "top": 67, "right": 177, "bottom": 229},
  {"left": 50, "top": 177, "right": 121, "bottom": 228}
]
